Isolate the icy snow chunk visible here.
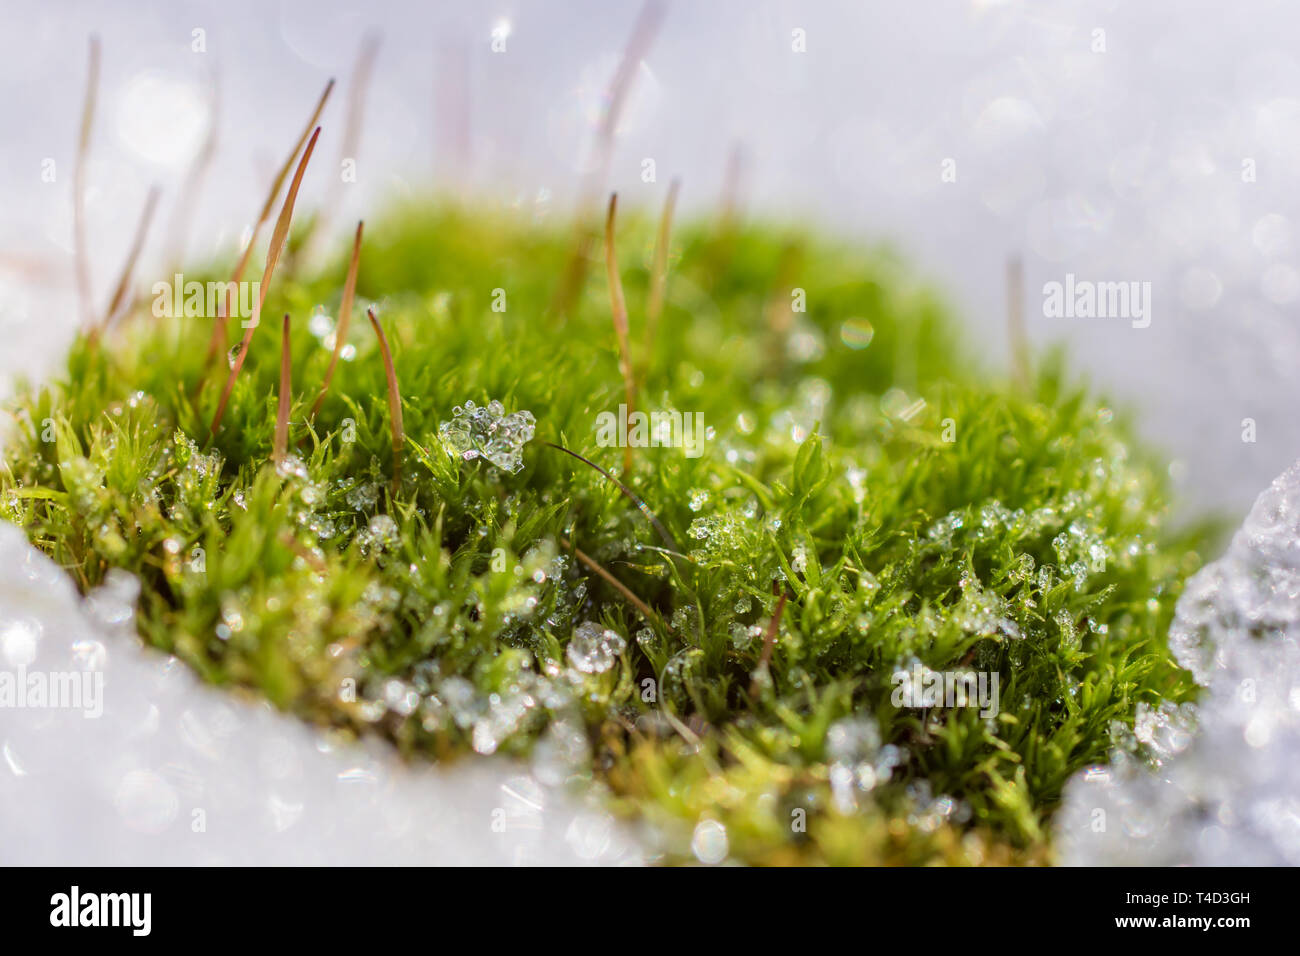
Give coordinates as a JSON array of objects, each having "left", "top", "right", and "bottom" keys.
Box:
[
  {"left": 1169, "top": 459, "right": 1300, "bottom": 687},
  {"left": 438, "top": 399, "right": 536, "bottom": 474},
  {"left": 1057, "top": 459, "right": 1300, "bottom": 865}
]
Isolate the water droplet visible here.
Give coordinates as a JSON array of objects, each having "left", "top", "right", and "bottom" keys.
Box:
[
  {"left": 691, "top": 819, "right": 729, "bottom": 864},
  {"left": 840, "top": 317, "right": 875, "bottom": 349},
  {"left": 566, "top": 621, "right": 626, "bottom": 674}
]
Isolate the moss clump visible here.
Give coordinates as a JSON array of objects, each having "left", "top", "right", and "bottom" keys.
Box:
[{"left": 3, "top": 201, "right": 1210, "bottom": 864}]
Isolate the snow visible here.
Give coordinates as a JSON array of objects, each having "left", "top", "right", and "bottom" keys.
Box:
[
  {"left": 0, "top": 523, "right": 643, "bottom": 865},
  {"left": 1057, "top": 460, "right": 1300, "bottom": 865}
]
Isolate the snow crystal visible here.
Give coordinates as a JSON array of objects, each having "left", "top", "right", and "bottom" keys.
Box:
[
  {"left": 565, "top": 621, "right": 626, "bottom": 674},
  {"left": 438, "top": 399, "right": 536, "bottom": 474}
]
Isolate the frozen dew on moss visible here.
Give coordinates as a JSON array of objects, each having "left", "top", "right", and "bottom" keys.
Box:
[
  {"left": 275, "top": 454, "right": 309, "bottom": 481},
  {"left": 951, "top": 581, "right": 1018, "bottom": 640},
  {"left": 926, "top": 510, "right": 965, "bottom": 543},
  {"left": 438, "top": 399, "right": 536, "bottom": 474},
  {"left": 826, "top": 716, "right": 901, "bottom": 813},
  {"left": 686, "top": 511, "right": 752, "bottom": 559},
  {"left": 566, "top": 621, "right": 626, "bottom": 674},
  {"left": 905, "top": 780, "right": 970, "bottom": 832},
  {"left": 729, "top": 622, "right": 762, "bottom": 650},
  {"left": 471, "top": 690, "right": 532, "bottom": 755},
  {"left": 344, "top": 480, "right": 379, "bottom": 513},
  {"left": 357, "top": 514, "right": 399, "bottom": 554},
  {"left": 383, "top": 678, "right": 419, "bottom": 717}
]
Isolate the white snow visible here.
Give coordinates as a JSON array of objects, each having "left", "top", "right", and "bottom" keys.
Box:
[
  {"left": 0, "top": 523, "right": 644, "bottom": 865},
  {"left": 1057, "top": 460, "right": 1300, "bottom": 865}
]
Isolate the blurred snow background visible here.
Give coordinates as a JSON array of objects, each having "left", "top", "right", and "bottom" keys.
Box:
[
  {"left": 2, "top": 0, "right": 1300, "bottom": 863},
  {"left": 1, "top": 0, "right": 1298, "bottom": 515}
]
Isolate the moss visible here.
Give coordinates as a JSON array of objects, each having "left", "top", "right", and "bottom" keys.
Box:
[{"left": 2, "top": 200, "right": 1213, "bottom": 864}]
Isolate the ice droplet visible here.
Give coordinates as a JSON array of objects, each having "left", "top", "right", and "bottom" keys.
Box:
[
  {"left": 358, "top": 514, "right": 399, "bottom": 554},
  {"left": 308, "top": 311, "right": 334, "bottom": 338},
  {"left": 691, "top": 819, "right": 729, "bottom": 864},
  {"left": 825, "top": 716, "right": 900, "bottom": 812},
  {"left": 274, "top": 454, "right": 309, "bottom": 480},
  {"left": 565, "top": 621, "right": 626, "bottom": 674}
]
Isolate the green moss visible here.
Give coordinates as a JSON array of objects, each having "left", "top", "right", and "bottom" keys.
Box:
[{"left": 2, "top": 201, "right": 1212, "bottom": 864}]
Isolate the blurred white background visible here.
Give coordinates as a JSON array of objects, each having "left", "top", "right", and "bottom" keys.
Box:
[{"left": 2, "top": 0, "right": 1298, "bottom": 517}]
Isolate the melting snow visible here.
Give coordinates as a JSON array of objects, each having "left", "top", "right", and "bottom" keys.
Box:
[{"left": 1057, "top": 460, "right": 1300, "bottom": 864}]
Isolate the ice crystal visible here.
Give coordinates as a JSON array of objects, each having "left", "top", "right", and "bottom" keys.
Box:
[
  {"left": 825, "top": 716, "right": 902, "bottom": 813},
  {"left": 438, "top": 399, "right": 536, "bottom": 474},
  {"left": 566, "top": 621, "right": 626, "bottom": 674},
  {"left": 357, "top": 514, "right": 399, "bottom": 554}
]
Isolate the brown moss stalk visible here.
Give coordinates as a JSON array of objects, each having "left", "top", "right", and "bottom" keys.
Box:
[
  {"left": 561, "top": 537, "right": 664, "bottom": 630},
  {"left": 642, "top": 177, "right": 679, "bottom": 383},
  {"left": 604, "top": 193, "right": 637, "bottom": 474},
  {"left": 749, "top": 580, "right": 789, "bottom": 699},
  {"left": 590, "top": 0, "right": 665, "bottom": 200},
  {"left": 164, "top": 69, "right": 220, "bottom": 274},
  {"left": 209, "top": 126, "right": 322, "bottom": 438},
  {"left": 302, "top": 35, "right": 379, "bottom": 262},
  {"left": 273, "top": 314, "right": 292, "bottom": 464},
  {"left": 366, "top": 307, "right": 404, "bottom": 499},
  {"left": 199, "top": 79, "right": 334, "bottom": 385},
  {"left": 548, "top": 0, "right": 666, "bottom": 320},
  {"left": 541, "top": 440, "right": 675, "bottom": 551},
  {"left": 309, "top": 220, "right": 364, "bottom": 421},
  {"left": 764, "top": 239, "right": 805, "bottom": 371},
  {"left": 95, "top": 185, "right": 161, "bottom": 338}
]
